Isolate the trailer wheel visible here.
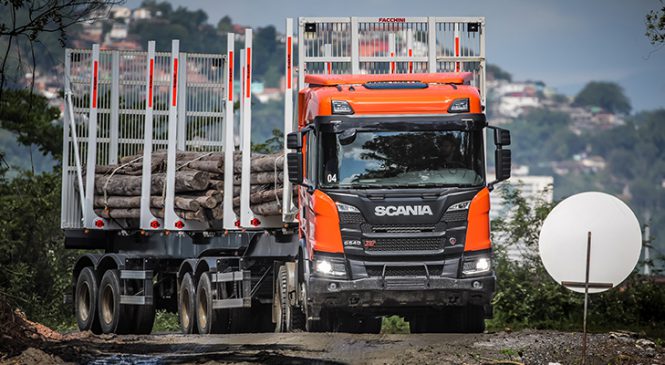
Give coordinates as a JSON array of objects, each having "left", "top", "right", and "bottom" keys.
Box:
[
  {"left": 133, "top": 304, "right": 155, "bottom": 334},
  {"left": 178, "top": 272, "right": 198, "bottom": 334},
  {"left": 196, "top": 272, "right": 226, "bottom": 334},
  {"left": 98, "top": 269, "right": 132, "bottom": 334},
  {"left": 75, "top": 267, "right": 101, "bottom": 334}
]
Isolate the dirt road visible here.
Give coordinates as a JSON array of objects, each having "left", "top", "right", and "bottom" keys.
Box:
[{"left": 5, "top": 330, "right": 663, "bottom": 365}]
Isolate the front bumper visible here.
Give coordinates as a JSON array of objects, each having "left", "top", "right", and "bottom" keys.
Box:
[{"left": 307, "top": 273, "right": 495, "bottom": 317}]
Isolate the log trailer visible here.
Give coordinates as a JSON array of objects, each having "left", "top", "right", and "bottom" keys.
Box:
[{"left": 62, "top": 16, "right": 511, "bottom": 335}]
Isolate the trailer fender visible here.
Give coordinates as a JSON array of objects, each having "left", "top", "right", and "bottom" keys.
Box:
[
  {"left": 178, "top": 259, "right": 198, "bottom": 282},
  {"left": 73, "top": 254, "right": 102, "bottom": 281},
  {"left": 96, "top": 254, "right": 129, "bottom": 275},
  {"left": 194, "top": 257, "right": 218, "bottom": 279}
]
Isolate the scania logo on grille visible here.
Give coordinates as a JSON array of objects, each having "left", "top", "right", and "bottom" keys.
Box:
[{"left": 374, "top": 205, "right": 433, "bottom": 216}]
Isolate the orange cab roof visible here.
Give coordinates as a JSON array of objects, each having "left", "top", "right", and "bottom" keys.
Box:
[{"left": 304, "top": 72, "right": 473, "bottom": 86}]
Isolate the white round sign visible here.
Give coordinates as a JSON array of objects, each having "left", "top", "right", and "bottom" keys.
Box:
[{"left": 538, "top": 192, "right": 641, "bottom": 293}]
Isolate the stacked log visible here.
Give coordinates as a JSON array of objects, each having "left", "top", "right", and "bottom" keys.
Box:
[{"left": 91, "top": 150, "right": 286, "bottom": 224}]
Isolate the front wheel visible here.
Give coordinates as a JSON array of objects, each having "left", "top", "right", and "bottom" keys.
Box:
[{"left": 274, "top": 265, "right": 306, "bottom": 332}]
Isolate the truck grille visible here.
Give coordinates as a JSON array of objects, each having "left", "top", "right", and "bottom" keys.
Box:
[
  {"left": 365, "top": 224, "right": 439, "bottom": 234},
  {"left": 339, "top": 212, "right": 365, "bottom": 224},
  {"left": 366, "top": 265, "right": 444, "bottom": 277},
  {"left": 365, "top": 237, "right": 443, "bottom": 252},
  {"left": 443, "top": 210, "right": 467, "bottom": 222}
]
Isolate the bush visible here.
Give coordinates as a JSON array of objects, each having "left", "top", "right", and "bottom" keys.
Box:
[
  {"left": 0, "top": 170, "right": 78, "bottom": 331},
  {"left": 489, "top": 186, "right": 665, "bottom": 335}
]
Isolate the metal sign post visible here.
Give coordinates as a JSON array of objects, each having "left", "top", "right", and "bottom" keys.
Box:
[{"left": 560, "top": 232, "right": 613, "bottom": 365}]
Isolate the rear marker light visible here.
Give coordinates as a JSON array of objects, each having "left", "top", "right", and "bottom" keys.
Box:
[
  {"left": 95, "top": 219, "right": 104, "bottom": 228},
  {"left": 250, "top": 218, "right": 261, "bottom": 226},
  {"left": 150, "top": 220, "right": 160, "bottom": 229},
  {"left": 174, "top": 220, "right": 185, "bottom": 229},
  {"left": 235, "top": 220, "right": 241, "bottom": 228}
]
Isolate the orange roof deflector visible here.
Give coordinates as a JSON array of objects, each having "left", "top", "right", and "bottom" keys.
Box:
[{"left": 304, "top": 72, "right": 473, "bottom": 86}]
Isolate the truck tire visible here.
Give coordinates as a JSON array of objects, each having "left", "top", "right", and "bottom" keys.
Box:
[
  {"left": 178, "top": 272, "right": 198, "bottom": 334},
  {"left": 75, "top": 267, "right": 101, "bottom": 334},
  {"left": 196, "top": 272, "right": 226, "bottom": 334},
  {"left": 275, "top": 265, "right": 305, "bottom": 332},
  {"left": 133, "top": 304, "right": 155, "bottom": 334},
  {"left": 98, "top": 269, "right": 132, "bottom": 334},
  {"left": 461, "top": 305, "right": 485, "bottom": 333}
]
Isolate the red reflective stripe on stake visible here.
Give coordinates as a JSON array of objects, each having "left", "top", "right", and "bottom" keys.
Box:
[
  {"left": 92, "top": 61, "right": 98, "bottom": 109},
  {"left": 408, "top": 49, "right": 413, "bottom": 73},
  {"left": 455, "top": 37, "right": 460, "bottom": 72},
  {"left": 326, "top": 62, "right": 331, "bottom": 74},
  {"left": 172, "top": 58, "right": 178, "bottom": 106},
  {"left": 287, "top": 37, "right": 292, "bottom": 89},
  {"left": 390, "top": 52, "right": 395, "bottom": 73},
  {"left": 148, "top": 59, "right": 154, "bottom": 108},
  {"left": 245, "top": 48, "right": 251, "bottom": 99},
  {"left": 228, "top": 51, "right": 233, "bottom": 101}
]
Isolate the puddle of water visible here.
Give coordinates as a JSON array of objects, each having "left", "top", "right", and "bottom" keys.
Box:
[{"left": 87, "top": 355, "right": 165, "bottom": 365}]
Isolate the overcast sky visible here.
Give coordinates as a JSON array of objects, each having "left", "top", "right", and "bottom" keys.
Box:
[{"left": 126, "top": 0, "right": 665, "bottom": 112}]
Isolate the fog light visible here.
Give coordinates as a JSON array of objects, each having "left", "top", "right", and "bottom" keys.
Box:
[
  {"left": 328, "top": 282, "right": 338, "bottom": 291},
  {"left": 472, "top": 280, "right": 482, "bottom": 289}
]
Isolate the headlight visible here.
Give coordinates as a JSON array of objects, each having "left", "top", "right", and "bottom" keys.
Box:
[
  {"left": 446, "top": 200, "right": 471, "bottom": 212},
  {"left": 448, "top": 98, "right": 469, "bottom": 113},
  {"left": 313, "top": 258, "right": 347, "bottom": 277},
  {"left": 332, "top": 100, "right": 354, "bottom": 115},
  {"left": 463, "top": 256, "right": 491, "bottom": 275},
  {"left": 336, "top": 202, "right": 360, "bottom": 213}
]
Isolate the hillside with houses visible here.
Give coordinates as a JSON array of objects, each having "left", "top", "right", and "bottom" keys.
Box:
[{"left": 3, "top": 2, "right": 664, "bottom": 269}]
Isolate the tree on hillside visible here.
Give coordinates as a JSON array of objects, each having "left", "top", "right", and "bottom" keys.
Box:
[
  {"left": 646, "top": 1, "right": 665, "bottom": 45},
  {"left": 487, "top": 64, "right": 512, "bottom": 82},
  {"left": 217, "top": 15, "right": 233, "bottom": 33},
  {"left": 0, "top": 90, "right": 62, "bottom": 160},
  {"left": 0, "top": 0, "right": 122, "bottom": 99},
  {"left": 573, "top": 81, "right": 631, "bottom": 114}
]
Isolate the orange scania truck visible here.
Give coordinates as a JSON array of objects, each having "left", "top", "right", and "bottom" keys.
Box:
[{"left": 62, "top": 17, "right": 510, "bottom": 335}]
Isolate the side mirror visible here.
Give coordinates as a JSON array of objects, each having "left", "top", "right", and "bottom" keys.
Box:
[
  {"left": 494, "top": 128, "right": 511, "bottom": 146},
  {"left": 287, "top": 152, "right": 303, "bottom": 184},
  {"left": 338, "top": 128, "right": 357, "bottom": 146},
  {"left": 287, "top": 132, "right": 302, "bottom": 150},
  {"left": 495, "top": 149, "right": 511, "bottom": 181}
]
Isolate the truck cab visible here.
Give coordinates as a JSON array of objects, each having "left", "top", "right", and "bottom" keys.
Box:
[{"left": 287, "top": 72, "right": 511, "bottom": 332}]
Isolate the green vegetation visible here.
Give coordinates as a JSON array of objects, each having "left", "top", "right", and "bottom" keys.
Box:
[
  {"left": 646, "top": 2, "right": 665, "bottom": 45},
  {"left": 130, "top": 1, "right": 284, "bottom": 86},
  {"left": 381, "top": 315, "right": 410, "bottom": 334},
  {"left": 573, "top": 81, "right": 632, "bottom": 114},
  {"left": 488, "top": 187, "right": 665, "bottom": 335},
  {"left": 487, "top": 64, "right": 512, "bottom": 82}
]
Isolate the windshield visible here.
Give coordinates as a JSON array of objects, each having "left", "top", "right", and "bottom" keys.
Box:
[{"left": 320, "top": 129, "right": 485, "bottom": 188}]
